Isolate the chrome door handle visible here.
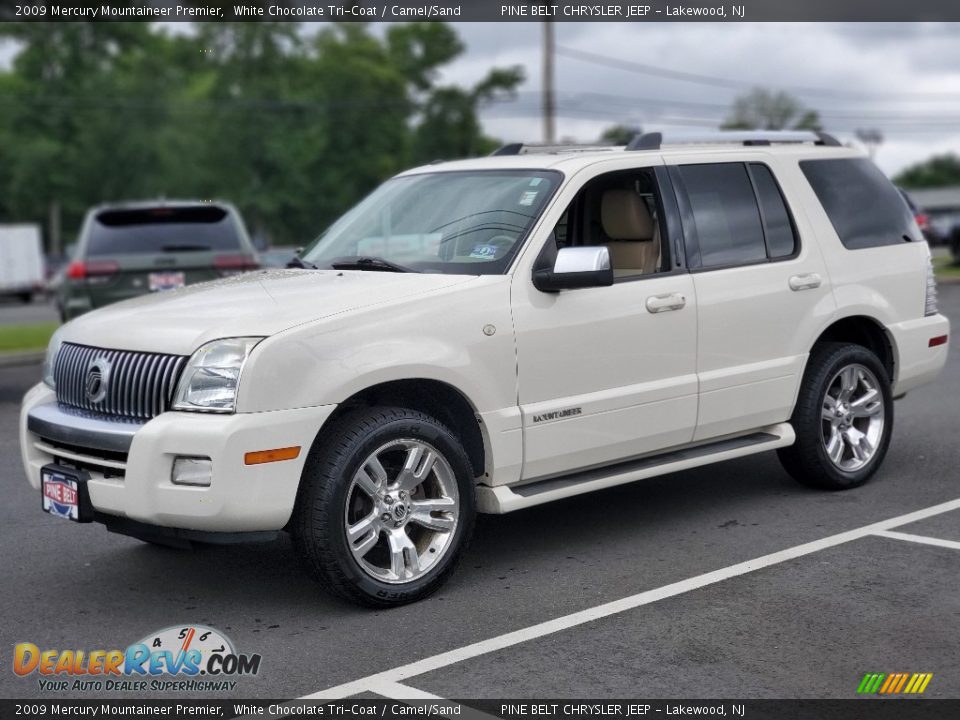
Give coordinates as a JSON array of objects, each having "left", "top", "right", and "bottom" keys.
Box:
[
  {"left": 789, "top": 273, "right": 822, "bottom": 291},
  {"left": 646, "top": 292, "right": 687, "bottom": 313}
]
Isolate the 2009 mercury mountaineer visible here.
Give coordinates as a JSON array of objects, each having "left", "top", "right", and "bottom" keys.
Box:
[{"left": 21, "top": 131, "right": 950, "bottom": 606}]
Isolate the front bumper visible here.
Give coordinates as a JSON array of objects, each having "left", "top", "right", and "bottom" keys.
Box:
[{"left": 20, "top": 383, "right": 337, "bottom": 533}]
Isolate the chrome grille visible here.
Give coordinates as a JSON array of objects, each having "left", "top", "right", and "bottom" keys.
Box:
[{"left": 54, "top": 343, "right": 188, "bottom": 421}]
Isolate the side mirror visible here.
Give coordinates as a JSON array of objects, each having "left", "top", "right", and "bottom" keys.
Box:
[{"left": 532, "top": 246, "right": 614, "bottom": 292}]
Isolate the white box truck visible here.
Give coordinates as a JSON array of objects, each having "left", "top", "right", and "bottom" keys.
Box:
[{"left": 0, "top": 224, "right": 44, "bottom": 303}]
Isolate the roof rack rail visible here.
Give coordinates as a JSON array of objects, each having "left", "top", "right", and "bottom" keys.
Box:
[
  {"left": 490, "top": 142, "right": 619, "bottom": 156},
  {"left": 625, "top": 130, "right": 842, "bottom": 151}
]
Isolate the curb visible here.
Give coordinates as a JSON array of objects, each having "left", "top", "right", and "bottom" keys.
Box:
[{"left": 0, "top": 350, "right": 45, "bottom": 368}]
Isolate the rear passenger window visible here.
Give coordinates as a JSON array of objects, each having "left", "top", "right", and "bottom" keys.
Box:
[
  {"left": 677, "top": 164, "right": 766, "bottom": 268},
  {"left": 749, "top": 163, "right": 798, "bottom": 258},
  {"left": 801, "top": 158, "right": 920, "bottom": 249}
]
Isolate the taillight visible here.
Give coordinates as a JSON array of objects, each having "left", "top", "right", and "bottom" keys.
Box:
[
  {"left": 66, "top": 261, "right": 86, "bottom": 279},
  {"left": 915, "top": 213, "right": 930, "bottom": 230},
  {"left": 925, "top": 255, "right": 938, "bottom": 317},
  {"left": 66, "top": 260, "right": 118, "bottom": 279},
  {"left": 214, "top": 254, "right": 259, "bottom": 274}
]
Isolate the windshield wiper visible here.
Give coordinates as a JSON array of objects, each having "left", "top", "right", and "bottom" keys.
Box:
[
  {"left": 330, "top": 256, "right": 418, "bottom": 273},
  {"left": 287, "top": 255, "right": 318, "bottom": 269}
]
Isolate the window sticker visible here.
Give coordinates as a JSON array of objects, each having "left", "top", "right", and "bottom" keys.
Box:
[
  {"left": 469, "top": 244, "right": 500, "bottom": 260},
  {"left": 529, "top": 177, "right": 543, "bottom": 187},
  {"left": 518, "top": 191, "right": 539, "bottom": 206}
]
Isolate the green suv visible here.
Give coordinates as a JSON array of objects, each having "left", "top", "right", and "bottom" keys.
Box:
[{"left": 57, "top": 201, "right": 259, "bottom": 321}]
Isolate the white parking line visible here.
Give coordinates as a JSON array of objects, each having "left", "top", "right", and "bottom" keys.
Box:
[
  {"left": 365, "top": 681, "right": 445, "bottom": 699},
  {"left": 873, "top": 529, "right": 960, "bottom": 550},
  {"left": 303, "top": 497, "right": 960, "bottom": 700}
]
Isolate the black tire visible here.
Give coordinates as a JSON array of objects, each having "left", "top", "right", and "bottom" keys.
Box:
[
  {"left": 778, "top": 342, "right": 893, "bottom": 490},
  {"left": 292, "top": 406, "right": 476, "bottom": 607},
  {"left": 19, "top": 291, "right": 32, "bottom": 304}
]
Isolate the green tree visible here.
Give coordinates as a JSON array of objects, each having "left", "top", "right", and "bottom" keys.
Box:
[
  {"left": 0, "top": 22, "right": 196, "bottom": 246},
  {"left": 721, "top": 88, "right": 822, "bottom": 131},
  {"left": 597, "top": 124, "right": 642, "bottom": 145},
  {"left": 894, "top": 154, "right": 960, "bottom": 189},
  {"left": 0, "top": 21, "right": 516, "bottom": 248},
  {"left": 412, "top": 66, "right": 523, "bottom": 163}
]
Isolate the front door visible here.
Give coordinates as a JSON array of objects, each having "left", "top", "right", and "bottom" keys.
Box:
[{"left": 511, "top": 165, "right": 698, "bottom": 481}]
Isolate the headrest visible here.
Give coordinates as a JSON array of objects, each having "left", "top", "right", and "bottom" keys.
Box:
[{"left": 601, "top": 189, "right": 654, "bottom": 241}]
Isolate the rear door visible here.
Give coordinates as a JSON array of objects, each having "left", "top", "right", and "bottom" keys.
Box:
[
  {"left": 668, "top": 155, "right": 836, "bottom": 441},
  {"left": 78, "top": 205, "right": 257, "bottom": 310}
]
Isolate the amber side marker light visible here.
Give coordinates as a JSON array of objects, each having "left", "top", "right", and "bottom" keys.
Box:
[
  {"left": 244, "top": 446, "right": 301, "bottom": 465},
  {"left": 929, "top": 335, "right": 948, "bottom": 348}
]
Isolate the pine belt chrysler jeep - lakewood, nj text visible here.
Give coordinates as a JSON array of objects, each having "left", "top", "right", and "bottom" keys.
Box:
[{"left": 21, "top": 131, "right": 950, "bottom": 606}]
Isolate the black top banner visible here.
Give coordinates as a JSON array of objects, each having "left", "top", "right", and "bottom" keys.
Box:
[{"left": 4, "top": 0, "right": 960, "bottom": 22}]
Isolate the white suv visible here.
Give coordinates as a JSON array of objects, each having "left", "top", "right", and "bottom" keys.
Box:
[{"left": 21, "top": 131, "right": 950, "bottom": 606}]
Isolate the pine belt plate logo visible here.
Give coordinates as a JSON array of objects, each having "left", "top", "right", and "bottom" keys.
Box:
[
  {"left": 14, "top": 625, "right": 261, "bottom": 692},
  {"left": 857, "top": 672, "right": 933, "bottom": 695}
]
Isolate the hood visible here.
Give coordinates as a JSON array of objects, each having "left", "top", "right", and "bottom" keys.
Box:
[{"left": 61, "top": 269, "right": 478, "bottom": 355}]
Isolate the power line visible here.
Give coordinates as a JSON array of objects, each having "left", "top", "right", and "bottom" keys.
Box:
[
  {"left": 555, "top": 45, "right": 960, "bottom": 102},
  {"left": 508, "top": 89, "right": 960, "bottom": 120}
]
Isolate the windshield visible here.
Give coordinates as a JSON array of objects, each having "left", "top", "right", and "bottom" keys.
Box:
[{"left": 301, "top": 170, "right": 561, "bottom": 274}]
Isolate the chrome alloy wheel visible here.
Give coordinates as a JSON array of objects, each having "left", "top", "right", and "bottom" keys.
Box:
[
  {"left": 821, "top": 363, "right": 885, "bottom": 472},
  {"left": 343, "top": 439, "right": 460, "bottom": 584}
]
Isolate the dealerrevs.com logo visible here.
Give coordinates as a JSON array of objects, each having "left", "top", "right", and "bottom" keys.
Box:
[{"left": 14, "top": 625, "right": 261, "bottom": 693}]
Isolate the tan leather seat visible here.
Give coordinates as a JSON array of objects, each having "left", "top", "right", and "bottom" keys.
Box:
[{"left": 600, "top": 189, "right": 660, "bottom": 276}]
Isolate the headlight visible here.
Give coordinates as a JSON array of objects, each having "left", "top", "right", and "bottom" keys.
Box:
[
  {"left": 42, "top": 327, "right": 66, "bottom": 389},
  {"left": 172, "top": 337, "right": 263, "bottom": 413}
]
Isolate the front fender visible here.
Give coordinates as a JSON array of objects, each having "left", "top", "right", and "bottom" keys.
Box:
[{"left": 236, "top": 276, "right": 517, "bottom": 416}]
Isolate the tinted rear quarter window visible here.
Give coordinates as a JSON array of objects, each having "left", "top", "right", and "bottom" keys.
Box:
[
  {"left": 749, "top": 163, "right": 798, "bottom": 258},
  {"left": 801, "top": 158, "right": 919, "bottom": 249},
  {"left": 86, "top": 206, "right": 242, "bottom": 256},
  {"left": 677, "top": 163, "right": 767, "bottom": 268}
]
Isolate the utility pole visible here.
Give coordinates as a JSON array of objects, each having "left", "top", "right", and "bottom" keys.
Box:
[
  {"left": 49, "top": 200, "right": 61, "bottom": 258},
  {"left": 542, "top": 21, "right": 555, "bottom": 144}
]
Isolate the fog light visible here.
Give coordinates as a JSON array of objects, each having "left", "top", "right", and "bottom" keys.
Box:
[{"left": 172, "top": 457, "right": 212, "bottom": 487}]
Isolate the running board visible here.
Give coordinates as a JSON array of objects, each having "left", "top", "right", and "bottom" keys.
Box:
[{"left": 476, "top": 423, "right": 795, "bottom": 514}]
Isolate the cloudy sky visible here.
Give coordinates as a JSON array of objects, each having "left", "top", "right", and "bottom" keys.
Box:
[
  {"left": 2, "top": 22, "right": 959, "bottom": 176},
  {"left": 445, "top": 22, "right": 960, "bottom": 175}
]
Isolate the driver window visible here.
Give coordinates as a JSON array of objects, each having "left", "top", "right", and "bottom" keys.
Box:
[{"left": 550, "top": 169, "right": 667, "bottom": 279}]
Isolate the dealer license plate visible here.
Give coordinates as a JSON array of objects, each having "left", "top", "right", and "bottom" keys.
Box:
[
  {"left": 41, "top": 466, "right": 82, "bottom": 521},
  {"left": 149, "top": 271, "right": 185, "bottom": 292}
]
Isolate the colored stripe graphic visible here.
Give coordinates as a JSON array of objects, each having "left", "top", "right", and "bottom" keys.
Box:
[
  {"left": 857, "top": 673, "right": 886, "bottom": 694},
  {"left": 879, "top": 674, "right": 897, "bottom": 694},
  {"left": 858, "top": 672, "right": 932, "bottom": 695}
]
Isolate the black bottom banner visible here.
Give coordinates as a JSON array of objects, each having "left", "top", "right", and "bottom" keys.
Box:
[{"left": 3, "top": 699, "right": 960, "bottom": 720}]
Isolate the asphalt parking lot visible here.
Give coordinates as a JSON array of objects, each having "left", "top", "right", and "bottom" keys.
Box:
[
  {"left": 1, "top": 288, "right": 958, "bottom": 702},
  {"left": 0, "top": 296, "right": 59, "bottom": 326}
]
